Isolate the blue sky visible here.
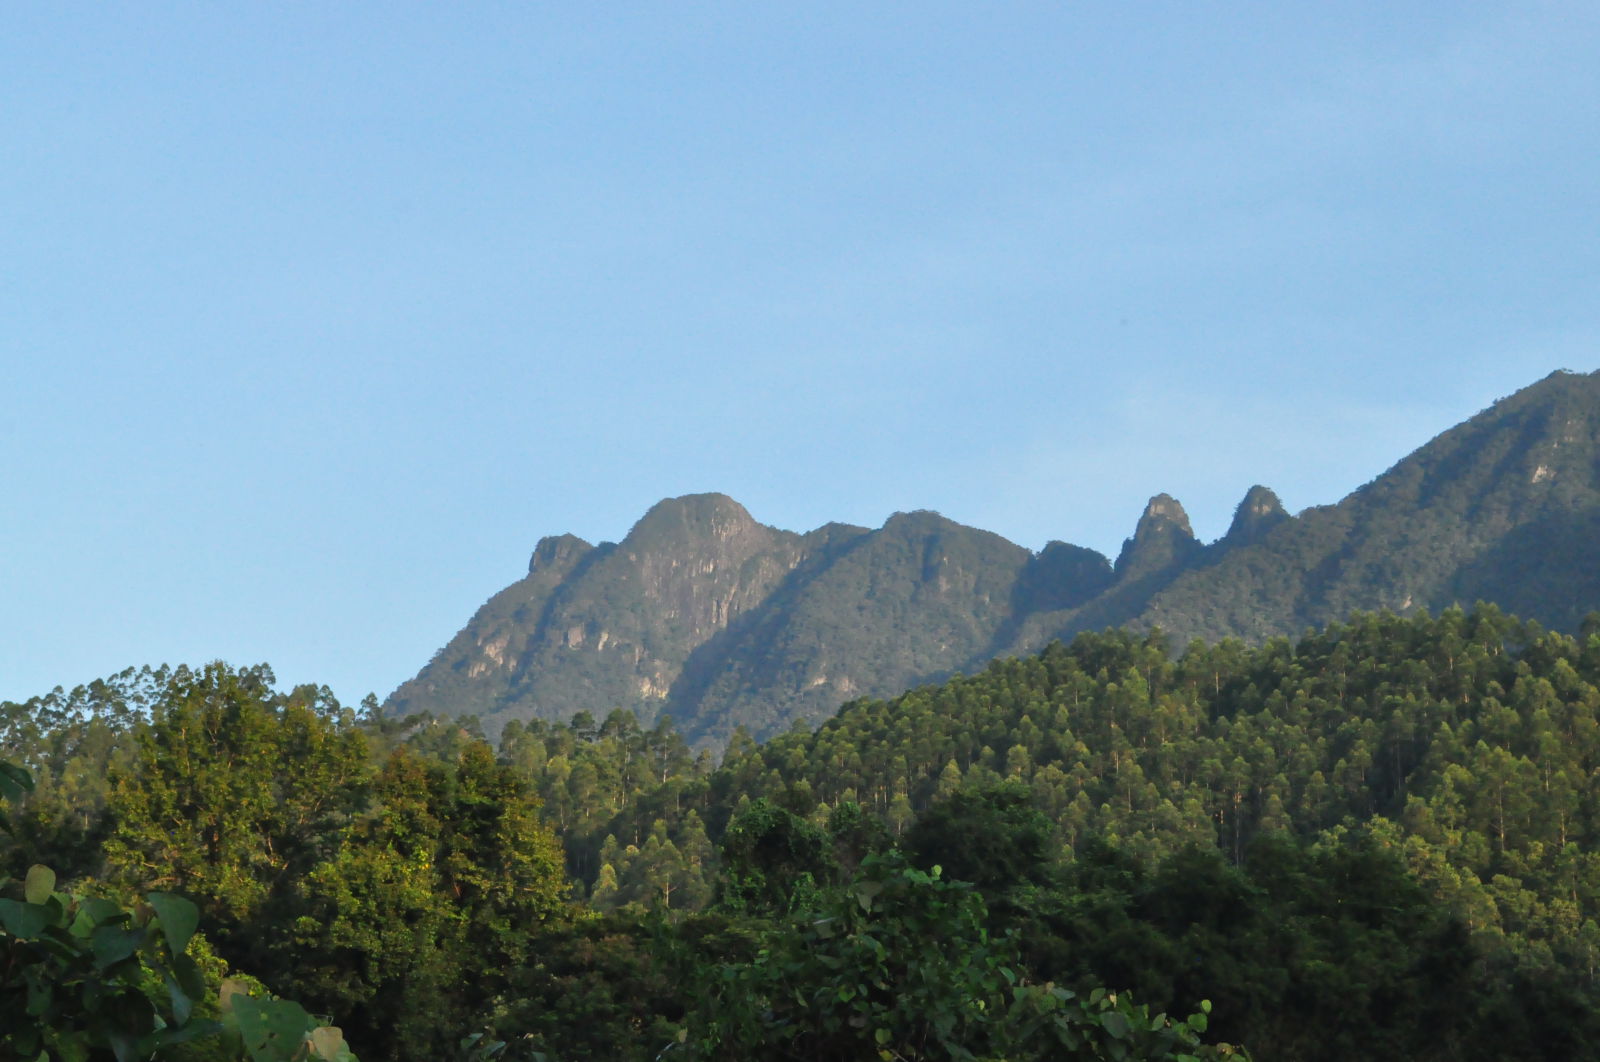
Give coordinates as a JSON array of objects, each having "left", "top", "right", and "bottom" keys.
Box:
[{"left": 4, "top": 3, "right": 1598, "bottom": 706}]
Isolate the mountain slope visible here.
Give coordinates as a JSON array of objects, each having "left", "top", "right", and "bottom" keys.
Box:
[
  {"left": 388, "top": 497, "right": 1041, "bottom": 743},
  {"left": 681, "top": 510, "right": 1034, "bottom": 745},
  {"left": 1127, "top": 369, "right": 1600, "bottom": 644},
  {"left": 388, "top": 494, "right": 815, "bottom": 729},
  {"left": 388, "top": 369, "right": 1600, "bottom": 741}
]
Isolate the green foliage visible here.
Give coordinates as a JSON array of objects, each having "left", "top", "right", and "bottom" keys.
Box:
[
  {"left": 81, "top": 666, "right": 572, "bottom": 1062},
  {"left": 285, "top": 741, "right": 571, "bottom": 1057},
  {"left": 0, "top": 869, "right": 219, "bottom": 1062},
  {"left": 494, "top": 712, "right": 713, "bottom": 908},
  {"left": 715, "top": 798, "right": 834, "bottom": 915},
  {"left": 0, "top": 759, "right": 31, "bottom": 836},
  {"left": 24, "top": 596, "right": 1600, "bottom": 1058},
  {"left": 2, "top": 757, "right": 355, "bottom": 1062},
  {"left": 218, "top": 979, "right": 355, "bottom": 1062},
  {"left": 1, "top": 668, "right": 154, "bottom": 880},
  {"left": 903, "top": 782, "right": 1055, "bottom": 896},
  {"left": 103, "top": 664, "right": 369, "bottom": 939},
  {"left": 3, "top": 757, "right": 209, "bottom": 1062},
  {"left": 502, "top": 911, "right": 762, "bottom": 1061},
  {"left": 682, "top": 850, "right": 1239, "bottom": 1061},
  {"left": 1027, "top": 833, "right": 1506, "bottom": 1061},
  {"left": 587, "top": 606, "right": 1600, "bottom": 1056}
]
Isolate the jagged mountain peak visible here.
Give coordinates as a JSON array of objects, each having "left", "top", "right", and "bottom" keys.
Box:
[
  {"left": 1137, "top": 368, "right": 1600, "bottom": 643},
  {"left": 392, "top": 370, "right": 1600, "bottom": 745},
  {"left": 623, "top": 493, "right": 764, "bottom": 549},
  {"left": 1114, "top": 494, "right": 1201, "bottom": 579},
  {"left": 1221, "top": 485, "right": 1289, "bottom": 546},
  {"left": 1139, "top": 493, "right": 1195, "bottom": 536},
  {"left": 528, "top": 533, "right": 594, "bottom": 575}
]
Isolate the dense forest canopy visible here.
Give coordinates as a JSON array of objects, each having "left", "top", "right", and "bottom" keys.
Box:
[{"left": 9, "top": 604, "right": 1600, "bottom": 1058}]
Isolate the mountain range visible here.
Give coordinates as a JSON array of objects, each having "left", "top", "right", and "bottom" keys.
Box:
[{"left": 386, "top": 369, "right": 1600, "bottom": 744}]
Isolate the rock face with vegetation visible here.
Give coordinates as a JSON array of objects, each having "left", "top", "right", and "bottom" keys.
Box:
[
  {"left": 388, "top": 496, "right": 1040, "bottom": 743},
  {"left": 389, "top": 369, "right": 1600, "bottom": 741},
  {"left": 1130, "top": 369, "right": 1600, "bottom": 642}
]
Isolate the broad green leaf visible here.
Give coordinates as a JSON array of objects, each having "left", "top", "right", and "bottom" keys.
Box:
[
  {"left": 164, "top": 970, "right": 195, "bottom": 1025},
  {"left": 853, "top": 880, "right": 883, "bottom": 913},
  {"left": 1102, "top": 1011, "right": 1129, "bottom": 1039},
  {"left": 233, "top": 993, "right": 318, "bottom": 1062},
  {"left": 71, "top": 897, "right": 127, "bottom": 938},
  {"left": 0, "top": 760, "right": 33, "bottom": 801},
  {"left": 148, "top": 892, "right": 200, "bottom": 954},
  {"left": 0, "top": 898, "right": 50, "bottom": 938},
  {"left": 90, "top": 924, "right": 144, "bottom": 970},
  {"left": 106, "top": 1027, "right": 139, "bottom": 1062},
  {"left": 27, "top": 973, "right": 52, "bottom": 1015},
  {"left": 24, "top": 864, "right": 56, "bottom": 904},
  {"left": 173, "top": 953, "right": 208, "bottom": 1001},
  {"left": 102, "top": 992, "right": 158, "bottom": 1062}
]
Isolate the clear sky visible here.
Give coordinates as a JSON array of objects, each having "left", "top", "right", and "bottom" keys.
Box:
[{"left": 5, "top": 3, "right": 1598, "bottom": 707}]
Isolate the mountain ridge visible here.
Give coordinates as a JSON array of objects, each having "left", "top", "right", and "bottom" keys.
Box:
[{"left": 387, "top": 369, "right": 1600, "bottom": 743}]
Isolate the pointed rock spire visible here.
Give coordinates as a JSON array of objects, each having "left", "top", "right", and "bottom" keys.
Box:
[
  {"left": 1114, "top": 494, "right": 1201, "bottom": 579},
  {"left": 1221, "top": 485, "right": 1289, "bottom": 547},
  {"left": 1139, "top": 493, "right": 1194, "bottom": 537}
]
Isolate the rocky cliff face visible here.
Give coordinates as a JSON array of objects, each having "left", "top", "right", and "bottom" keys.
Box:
[
  {"left": 680, "top": 510, "right": 1033, "bottom": 744},
  {"left": 387, "top": 494, "right": 816, "bottom": 731},
  {"left": 388, "top": 370, "right": 1600, "bottom": 744},
  {"left": 387, "top": 497, "right": 1037, "bottom": 745}
]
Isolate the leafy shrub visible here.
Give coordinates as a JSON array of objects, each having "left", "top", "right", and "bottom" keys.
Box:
[{"left": 2, "top": 757, "right": 355, "bottom": 1062}]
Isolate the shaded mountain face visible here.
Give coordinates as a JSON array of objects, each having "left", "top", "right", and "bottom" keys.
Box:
[
  {"left": 386, "top": 497, "right": 1037, "bottom": 745},
  {"left": 1221, "top": 485, "right": 1289, "bottom": 547},
  {"left": 1114, "top": 493, "right": 1201, "bottom": 580},
  {"left": 1132, "top": 369, "right": 1600, "bottom": 643},
  {"left": 387, "top": 369, "right": 1600, "bottom": 743},
  {"left": 386, "top": 494, "right": 816, "bottom": 738}
]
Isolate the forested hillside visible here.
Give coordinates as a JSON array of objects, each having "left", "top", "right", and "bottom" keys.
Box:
[
  {"left": 1125, "top": 368, "right": 1600, "bottom": 643},
  {"left": 390, "top": 369, "right": 1600, "bottom": 743},
  {"left": 525, "top": 604, "right": 1600, "bottom": 1057},
  {"left": 10, "top": 605, "right": 1600, "bottom": 1058}
]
